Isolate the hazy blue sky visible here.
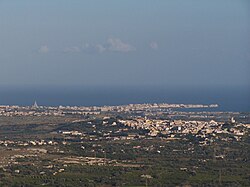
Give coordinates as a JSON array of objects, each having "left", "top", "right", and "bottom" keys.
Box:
[{"left": 0, "top": 0, "right": 249, "bottom": 88}]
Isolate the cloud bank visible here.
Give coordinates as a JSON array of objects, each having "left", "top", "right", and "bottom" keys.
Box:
[
  {"left": 106, "top": 38, "right": 136, "bottom": 52},
  {"left": 63, "top": 38, "right": 136, "bottom": 54}
]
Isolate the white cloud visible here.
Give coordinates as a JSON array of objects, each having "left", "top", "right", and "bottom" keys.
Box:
[
  {"left": 150, "top": 42, "right": 158, "bottom": 50},
  {"left": 81, "top": 38, "right": 135, "bottom": 54},
  {"left": 95, "top": 44, "right": 106, "bottom": 53},
  {"left": 38, "top": 45, "right": 49, "bottom": 53},
  {"left": 60, "top": 38, "right": 135, "bottom": 55},
  {"left": 107, "top": 38, "right": 136, "bottom": 52}
]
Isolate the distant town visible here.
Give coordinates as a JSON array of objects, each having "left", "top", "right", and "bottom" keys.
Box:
[
  {"left": 0, "top": 102, "right": 249, "bottom": 186},
  {"left": 0, "top": 102, "right": 219, "bottom": 117}
]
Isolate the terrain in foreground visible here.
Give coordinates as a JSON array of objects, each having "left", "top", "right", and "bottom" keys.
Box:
[{"left": 0, "top": 103, "right": 249, "bottom": 186}]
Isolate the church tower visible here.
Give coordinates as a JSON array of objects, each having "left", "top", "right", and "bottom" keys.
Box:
[{"left": 32, "top": 101, "right": 39, "bottom": 109}]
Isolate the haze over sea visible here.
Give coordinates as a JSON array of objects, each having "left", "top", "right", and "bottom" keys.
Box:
[{"left": 0, "top": 86, "right": 249, "bottom": 112}]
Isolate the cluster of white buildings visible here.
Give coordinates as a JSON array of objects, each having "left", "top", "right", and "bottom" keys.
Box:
[
  {"left": 118, "top": 118, "right": 248, "bottom": 140},
  {"left": 0, "top": 140, "right": 58, "bottom": 147},
  {"left": 0, "top": 102, "right": 218, "bottom": 117}
]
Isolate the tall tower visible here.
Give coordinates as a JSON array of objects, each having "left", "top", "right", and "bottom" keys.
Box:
[{"left": 33, "top": 101, "right": 39, "bottom": 109}]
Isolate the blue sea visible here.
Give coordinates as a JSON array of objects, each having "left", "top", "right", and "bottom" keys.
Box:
[{"left": 0, "top": 86, "right": 249, "bottom": 112}]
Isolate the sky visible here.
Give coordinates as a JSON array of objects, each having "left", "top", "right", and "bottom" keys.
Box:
[{"left": 0, "top": 0, "right": 249, "bottom": 89}]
